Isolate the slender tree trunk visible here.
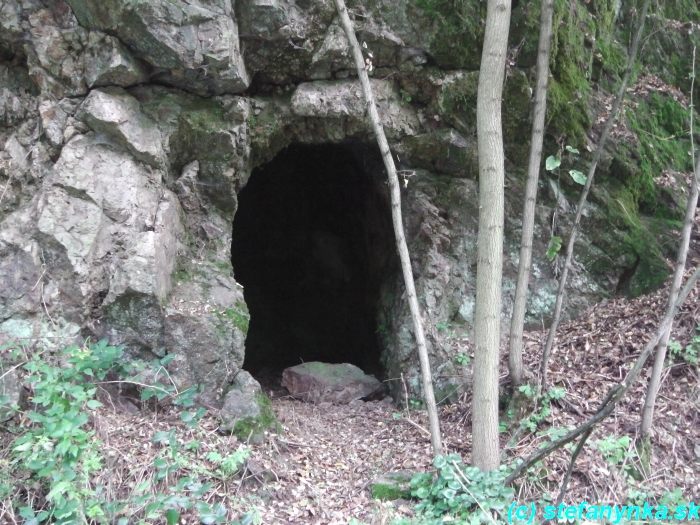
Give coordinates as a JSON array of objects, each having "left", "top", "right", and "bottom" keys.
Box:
[
  {"left": 334, "top": 0, "right": 443, "bottom": 456},
  {"left": 539, "top": 0, "right": 651, "bottom": 389},
  {"left": 509, "top": 0, "right": 555, "bottom": 387},
  {"left": 641, "top": 46, "right": 699, "bottom": 438},
  {"left": 640, "top": 154, "right": 700, "bottom": 437},
  {"left": 473, "top": 0, "right": 511, "bottom": 471}
]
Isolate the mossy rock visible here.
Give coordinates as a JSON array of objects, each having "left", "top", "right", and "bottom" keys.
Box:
[
  {"left": 370, "top": 471, "right": 413, "bottom": 501},
  {"left": 215, "top": 303, "right": 250, "bottom": 337},
  {"left": 584, "top": 185, "right": 677, "bottom": 296},
  {"left": 613, "top": 93, "right": 695, "bottom": 216},
  {"left": 415, "top": 0, "right": 485, "bottom": 69},
  {"left": 503, "top": 70, "right": 533, "bottom": 159},
  {"left": 226, "top": 392, "right": 281, "bottom": 444},
  {"left": 401, "top": 129, "right": 477, "bottom": 178},
  {"left": 437, "top": 71, "right": 479, "bottom": 136}
]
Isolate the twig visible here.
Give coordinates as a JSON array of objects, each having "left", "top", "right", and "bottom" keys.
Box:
[
  {"left": 98, "top": 380, "right": 173, "bottom": 396},
  {"left": 40, "top": 282, "right": 57, "bottom": 330},
  {"left": 402, "top": 417, "right": 431, "bottom": 437},
  {"left": 548, "top": 427, "right": 593, "bottom": 523},
  {"left": 0, "top": 361, "right": 26, "bottom": 383}
]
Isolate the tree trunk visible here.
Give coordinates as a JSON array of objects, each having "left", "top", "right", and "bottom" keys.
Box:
[
  {"left": 508, "top": 0, "right": 555, "bottom": 388},
  {"left": 539, "top": 0, "right": 651, "bottom": 390},
  {"left": 333, "top": 0, "right": 443, "bottom": 456},
  {"left": 640, "top": 155, "right": 700, "bottom": 437},
  {"left": 473, "top": 0, "right": 511, "bottom": 471}
]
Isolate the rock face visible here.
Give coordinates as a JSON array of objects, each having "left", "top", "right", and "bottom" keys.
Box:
[
  {"left": 282, "top": 362, "right": 384, "bottom": 404},
  {"left": 0, "top": 0, "right": 696, "bottom": 408},
  {"left": 0, "top": 362, "right": 22, "bottom": 421}
]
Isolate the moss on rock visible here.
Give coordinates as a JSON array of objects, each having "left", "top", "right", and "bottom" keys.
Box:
[
  {"left": 215, "top": 303, "right": 250, "bottom": 337},
  {"left": 370, "top": 472, "right": 413, "bottom": 501},
  {"left": 231, "top": 392, "right": 280, "bottom": 443},
  {"left": 415, "top": 0, "right": 485, "bottom": 69}
]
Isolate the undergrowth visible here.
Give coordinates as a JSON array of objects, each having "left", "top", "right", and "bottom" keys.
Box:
[{"left": 0, "top": 340, "right": 256, "bottom": 524}]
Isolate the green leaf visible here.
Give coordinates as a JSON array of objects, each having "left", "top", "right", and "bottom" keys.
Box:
[
  {"left": 86, "top": 399, "right": 102, "bottom": 409},
  {"left": 546, "top": 236, "right": 562, "bottom": 261},
  {"left": 569, "top": 170, "right": 586, "bottom": 185},
  {"left": 415, "top": 487, "right": 429, "bottom": 499},
  {"left": 153, "top": 430, "right": 172, "bottom": 443},
  {"left": 545, "top": 156, "right": 561, "bottom": 171},
  {"left": 207, "top": 452, "right": 223, "bottom": 463},
  {"left": 565, "top": 145, "right": 580, "bottom": 154},
  {"left": 166, "top": 508, "right": 180, "bottom": 525},
  {"left": 135, "top": 480, "right": 152, "bottom": 493},
  {"left": 46, "top": 480, "right": 70, "bottom": 501},
  {"left": 433, "top": 455, "right": 447, "bottom": 469}
]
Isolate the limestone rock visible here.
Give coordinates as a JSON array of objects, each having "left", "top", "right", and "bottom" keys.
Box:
[
  {"left": 0, "top": 245, "right": 41, "bottom": 320},
  {"left": 220, "top": 371, "right": 262, "bottom": 423},
  {"left": 84, "top": 32, "right": 148, "bottom": 88},
  {"left": 76, "top": 87, "right": 165, "bottom": 168},
  {"left": 236, "top": 0, "right": 288, "bottom": 40},
  {"left": 282, "top": 362, "right": 384, "bottom": 404},
  {"left": 370, "top": 471, "right": 413, "bottom": 501},
  {"left": 38, "top": 100, "right": 69, "bottom": 148},
  {"left": 220, "top": 371, "right": 278, "bottom": 444},
  {"left": 23, "top": 7, "right": 89, "bottom": 97},
  {"left": 400, "top": 129, "right": 477, "bottom": 177},
  {"left": 0, "top": 362, "right": 22, "bottom": 422},
  {"left": 291, "top": 79, "right": 420, "bottom": 139},
  {"left": 65, "top": 0, "right": 249, "bottom": 95}
]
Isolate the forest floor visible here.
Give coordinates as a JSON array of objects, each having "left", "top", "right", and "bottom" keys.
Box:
[
  {"left": 235, "top": 272, "right": 700, "bottom": 524},
  {"left": 2, "top": 266, "right": 699, "bottom": 524}
]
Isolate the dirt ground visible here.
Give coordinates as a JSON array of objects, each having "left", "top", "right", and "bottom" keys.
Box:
[{"left": 2, "top": 268, "right": 699, "bottom": 524}]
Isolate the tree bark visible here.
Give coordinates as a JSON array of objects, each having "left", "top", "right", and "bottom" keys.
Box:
[
  {"left": 333, "top": 0, "right": 443, "bottom": 456},
  {"left": 640, "top": 155, "right": 700, "bottom": 437},
  {"left": 509, "top": 0, "right": 555, "bottom": 388},
  {"left": 539, "top": 0, "right": 651, "bottom": 390},
  {"left": 473, "top": 0, "right": 511, "bottom": 471}
]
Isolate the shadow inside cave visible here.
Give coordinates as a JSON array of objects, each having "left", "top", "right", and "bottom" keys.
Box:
[{"left": 231, "top": 142, "right": 399, "bottom": 383}]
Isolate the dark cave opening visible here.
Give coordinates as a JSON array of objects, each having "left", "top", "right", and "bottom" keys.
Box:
[{"left": 231, "top": 143, "right": 398, "bottom": 378}]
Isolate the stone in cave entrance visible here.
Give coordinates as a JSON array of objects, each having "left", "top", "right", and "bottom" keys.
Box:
[{"left": 231, "top": 142, "right": 398, "bottom": 382}]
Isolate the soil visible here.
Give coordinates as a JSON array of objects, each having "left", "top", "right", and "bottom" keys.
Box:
[{"left": 2, "top": 263, "right": 699, "bottom": 524}]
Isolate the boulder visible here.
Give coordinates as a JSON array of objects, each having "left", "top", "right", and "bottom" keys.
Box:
[
  {"left": 282, "top": 362, "right": 384, "bottom": 404},
  {"left": 370, "top": 471, "right": 413, "bottom": 501},
  {"left": 220, "top": 371, "right": 278, "bottom": 443}
]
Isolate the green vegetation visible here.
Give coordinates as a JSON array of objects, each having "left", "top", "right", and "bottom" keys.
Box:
[
  {"left": 232, "top": 392, "right": 280, "bottom": 442},
  {"left": 668, "top": 326, "right": 700, "bottom": 366},
  {"left": 517, "top": 384, "right": 567, "bottom": 432},
  {"left": 370, "top": 473, "right": 413, "bottom": 501},
  {"left": 217, "top": 304, "right": 250, "bottom": 336},
  {"left": 408, "top": 454, "right": 513, "bottom": 523},
  {"left": 371, "top": 483, "right": 409, "bottom": 501},
  {"left": 615, "top": 93, "right": 695, "bottom": 214},
  {"left": 1, "top": 340, "right": 258, "bottom": 524},
  {"left": 415, "top": 0, "right": 485, "bottom": 69}
]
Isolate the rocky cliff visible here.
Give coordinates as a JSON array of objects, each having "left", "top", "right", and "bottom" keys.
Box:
[{"left": 0, "top": 0, "right": 697, "bottom": 409}]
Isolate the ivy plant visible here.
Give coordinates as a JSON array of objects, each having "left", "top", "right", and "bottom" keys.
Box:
[{"left": 409, "top": 454, "right": 514, "bottom": 523}]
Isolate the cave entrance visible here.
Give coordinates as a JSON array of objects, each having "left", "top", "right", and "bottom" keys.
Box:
[{"left": 231, "top": 143, "right": 398, "bottom": 378}]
